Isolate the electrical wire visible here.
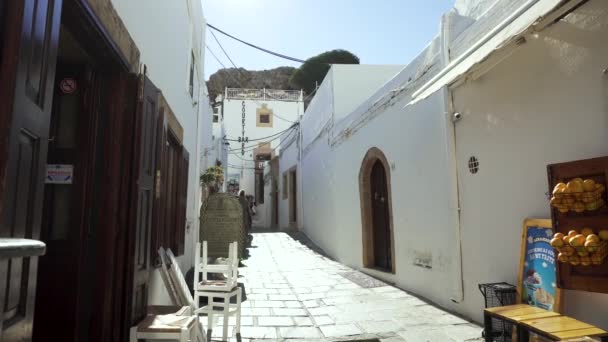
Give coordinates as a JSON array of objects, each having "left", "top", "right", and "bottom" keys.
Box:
[
  {"left": 224, "top": 123, "right": 298, "bottom": 142},
  {"left": 207, "top": 23, "right": 311, "bottom": 64},
  {"left": 227, "top": 124, "right": 297, "bottom": 153}
]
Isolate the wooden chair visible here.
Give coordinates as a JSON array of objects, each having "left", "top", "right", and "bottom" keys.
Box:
[
  {"left": 129, "top": 306, "right": 198, "bottom": 342},
  {"left": 194, "top": 241, "right": 242, "bottom": 342},
  {"left": 157, "top": 247, "right": 207, "bottom": 342}
]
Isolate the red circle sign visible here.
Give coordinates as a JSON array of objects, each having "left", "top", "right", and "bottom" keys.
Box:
[{"left": 60, "top": 78, "right": 77, "bottom": 94}]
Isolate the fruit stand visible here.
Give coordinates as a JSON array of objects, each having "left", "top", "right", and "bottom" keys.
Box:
[{"left": 547, "top": 156, "right": 608, "bottom": 293}]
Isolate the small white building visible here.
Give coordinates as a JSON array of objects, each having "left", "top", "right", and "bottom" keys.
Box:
[
  {"left": 297, "top": 0, "right": 608, "bottom": 330},
  {"left": 222, "top": 88, "right": 304, "bottom": 202}
]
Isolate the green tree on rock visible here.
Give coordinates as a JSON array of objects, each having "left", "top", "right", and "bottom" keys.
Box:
[{"left": 289, "top": 49, "right": 360, "bottom": 94}]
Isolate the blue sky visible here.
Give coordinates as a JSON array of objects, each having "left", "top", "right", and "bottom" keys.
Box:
[{"left": 202, "top": 1, "right": 455, "bottom": 81}]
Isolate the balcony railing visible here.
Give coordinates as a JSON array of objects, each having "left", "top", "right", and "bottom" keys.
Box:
[{"left": 226, "top": 88, "right": 302, "bottom": 102}]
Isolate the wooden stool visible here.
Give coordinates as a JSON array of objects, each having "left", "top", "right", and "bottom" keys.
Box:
[
  {"left": 130, "top": 313, "right": 198, "bottom": 342},
  {"left": 519, "top": 316, "right": 608, "bottom": 342}
]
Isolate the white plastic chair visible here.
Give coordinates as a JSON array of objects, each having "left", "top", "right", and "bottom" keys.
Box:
[{"left": 194, "top": 241, "right": 242, "bottom": 341}]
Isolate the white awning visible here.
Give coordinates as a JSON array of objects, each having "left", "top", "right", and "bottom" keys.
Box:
[{"left": 412, "top": 0, "right": 575, "bottom": 101}]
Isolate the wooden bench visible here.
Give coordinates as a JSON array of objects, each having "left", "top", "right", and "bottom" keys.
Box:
[{"left": 484, "top": 304, "right": 608, "bottom": 341}]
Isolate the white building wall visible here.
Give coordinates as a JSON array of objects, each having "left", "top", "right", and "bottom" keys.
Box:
[
  {"left": 452, "top": 0, "right": 608, "bottom": 326},
  {"left": 299, "top": 0, "right": 608, "bottom": 330},
  {"left": 278, "top": 136, "right": 300, "bottom": 230},
  {"left": 110, "top": 0, "right": 211, "bottom": 305},
  {"left": 223, "top": 96, "right": 303, "bottom": 197},
  {"left": 302, "top": 92, "right": 458, "bottom": 310},
  {"left": 331, "top": 65, "right": 404, "bottom": 122}
]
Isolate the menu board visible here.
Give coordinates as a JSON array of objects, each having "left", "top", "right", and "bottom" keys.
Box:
[{"left": 517, "top": 219, "right": 562, "bottom": 313}]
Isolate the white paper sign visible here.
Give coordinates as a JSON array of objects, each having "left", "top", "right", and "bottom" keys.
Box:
[{"left": 45, "top": 164, "right": 73, "bottom": 184}]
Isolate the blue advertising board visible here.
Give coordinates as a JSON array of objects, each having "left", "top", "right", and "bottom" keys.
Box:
[{"left": 519, "top": 219, "right": 561, "bottom": 312}]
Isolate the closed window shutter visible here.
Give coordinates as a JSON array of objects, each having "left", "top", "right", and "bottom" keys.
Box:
[{"left": 175, "top": 147, "right": 189, "bottom": 255}]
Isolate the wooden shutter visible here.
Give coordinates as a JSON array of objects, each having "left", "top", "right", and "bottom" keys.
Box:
[
  {"left": 128, "top": 74, "right": 160, "bottom": 324},
  {"left": 151, "top": 107, "right": 167, "bottom": 264},
  {"left": 175, "top": 148, "right": 189, "bottom": 255},
  {"left": 0, "top": 0, "right": 62, "bottom": 339}
]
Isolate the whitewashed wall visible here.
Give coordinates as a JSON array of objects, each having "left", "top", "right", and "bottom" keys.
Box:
[
  {"left": 452, "top": 0, "right": 608, "bottom": 327},
  {"left": 224, "top": 97, "right": 303, "bottom": 197},
  {"left": 302, "top": 92, "right": 461, "bottom": 311},
  {"left": 300, "top": 0, "right": 608, "bottom": 330},
  {"left": 111, "top": 0, "right": 211, "bottom": 305},
  {"left": 278, "top": 135, "right": 300, "bottom": 230},
  {"left": 331, "top": 65, "right": 404, "bottom": 122}
]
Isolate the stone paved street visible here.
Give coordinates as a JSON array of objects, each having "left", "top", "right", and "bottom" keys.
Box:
[{"left": 210, "top": 232, "right": 483, "bottom": 342}]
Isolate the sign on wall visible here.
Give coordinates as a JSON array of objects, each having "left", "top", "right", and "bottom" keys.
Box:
[
  {"left": 517, "top": 218, "right": 562, "bottom": 312},
  {"left": 45, "top": 164, "right": 73, "bottom": 184}
]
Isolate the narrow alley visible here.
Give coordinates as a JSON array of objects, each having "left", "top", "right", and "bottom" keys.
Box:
[{"left": 215, "top": 232, "right": 482, "bottom": 341}]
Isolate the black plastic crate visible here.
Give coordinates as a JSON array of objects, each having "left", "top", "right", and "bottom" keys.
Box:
[{"left": 479, "top": 282, "right": 517, "bottom": 342}]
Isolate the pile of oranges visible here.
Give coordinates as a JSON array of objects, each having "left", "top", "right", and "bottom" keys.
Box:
[
  {"left": 550, "top": 228, "right": 608, "bottom": 266},
  {"left": 550, "top": 178, "right": 605, "bottom": 213}
]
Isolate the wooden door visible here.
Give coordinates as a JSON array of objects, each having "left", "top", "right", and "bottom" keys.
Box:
[
  {"left": 129, "top": 75, "right": 159, "bottom": 324},
  {"left": 0, "top": 0, "right": 62, "bottom": 340},
  {"left": 371, "top": 160, "right": 391, "bottom": 271}
]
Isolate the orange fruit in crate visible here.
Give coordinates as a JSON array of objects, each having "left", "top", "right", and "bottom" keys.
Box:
[
  {"left": 577, "top": 247, "right": 589, "bottom": 257},
  {"left": 568, "top": 230, "right": 578, "bottom": 237},
  {"left": 554, "top": 232, "right": 564, "bottom": 240},
  {"left": 573, "top": 177, "right": 584, "bottom": 183},
  {"left": 583, "top": 179, "right": 596, "bottom": 191},
  {"left": 585, "top": 201, "right": 601, "bottom": 211},
  {"left": 599, "top": 230, "right": 608, "bottom": 241},
  {"left": 585, "top": 240, "right": 599, "bottom": 253},
  {"left": 569, "top": 234, "right": 586, "bottom": 247},
  {"left": 567, "top": 181, "right": 584, "bottom": 193},
  {"left": 580, "top": 256, "right": 592, "bottom": 266},
  {"left": 573, "top": 202, "right": 585, "bottom": 212},
  {"left": 563, "top": 235, "right": 571, "bottom": 245},
  {"left": 561, "top": 245, "right": 575, "bottom": 256},
  {"left": 553, "top": 183, "right": 567, "bottom": 195},
  {"left": 581, "top": 228, "right": 594, "bottom": 236},
  {"left": 569, "top": 255, "right": 581, "bottom": 266},
  {"left": 591, "top": 253, "right": 604, "bottom": 265},
  {"left": 586, "top": 234, "right": 600, "bottom": 243},
  {"left": 550, "top": 237, "right": 564, "bottom": 248},
  {"left": 558, "top": 253, "right": 569, "bottom": 263}
]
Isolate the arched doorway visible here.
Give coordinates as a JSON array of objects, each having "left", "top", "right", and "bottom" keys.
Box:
[{"left": 359, "top": 148, "right": 395, "bottom": 273}]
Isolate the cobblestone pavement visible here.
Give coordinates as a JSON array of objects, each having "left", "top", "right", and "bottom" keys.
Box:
[{"left": 211, "top": 232, "right": 483, "bottom": 342}]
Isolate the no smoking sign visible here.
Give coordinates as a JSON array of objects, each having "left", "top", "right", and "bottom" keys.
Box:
[{"left": 60, "top": 78, "right": 77, "bottom": 94}]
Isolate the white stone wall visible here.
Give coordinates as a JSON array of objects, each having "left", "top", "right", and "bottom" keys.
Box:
[
  {"left": 298, "top": 0, "right": 608, "bottom": 329},
  {"left": 223, "top": 96, "right": 303, "bottom": 198},
  {"left": 451, "top": 0, "right": 608, "bottom": 326},
  {"left": 110, "top": 0, "right": 212, "bottom": 305}
]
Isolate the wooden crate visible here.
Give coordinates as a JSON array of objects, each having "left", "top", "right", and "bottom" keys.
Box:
[{"left": 547, "top": 156, "right": 608, "bottom": 294}]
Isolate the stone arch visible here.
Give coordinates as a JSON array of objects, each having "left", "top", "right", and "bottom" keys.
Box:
[{"left": 359, "top": 147, "right": 396, "bottom": 273}]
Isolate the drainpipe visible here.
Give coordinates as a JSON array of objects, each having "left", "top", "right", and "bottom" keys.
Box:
[{"left": 439, "top": 11, "right": 465, "bottom": 304}]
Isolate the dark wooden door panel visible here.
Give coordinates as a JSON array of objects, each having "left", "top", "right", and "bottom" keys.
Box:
[
  {"left": 371, "top": 161, "right": 391, "bottom": 270},
  {"left": 0, "top": 0, "right": 62, "bottom": 340},
  {"left": 130, "top": 75, "right": 159, "bottom": 323}
]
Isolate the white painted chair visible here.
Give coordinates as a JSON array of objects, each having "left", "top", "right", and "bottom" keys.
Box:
[
  {"left": 154, "top": 247, "right": 207, "bottom": 342},
  {"left": 195, "top": 241, "right": 239, "bottom": 293},
  {"left": 194, "top": 241, "right": 242, "bottom": 341},
  {"left": 129, "top": 306, "right": 198, "bottom": 342}
]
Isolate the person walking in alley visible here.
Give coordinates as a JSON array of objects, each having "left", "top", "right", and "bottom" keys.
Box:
[{"left": 238, "top": 190, "right": 253, "bottom": 246}]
